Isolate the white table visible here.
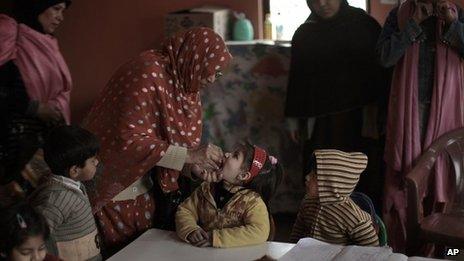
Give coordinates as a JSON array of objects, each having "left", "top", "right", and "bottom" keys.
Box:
[{"left": 109, "top": 229, "right": 295, "bottom": 261}]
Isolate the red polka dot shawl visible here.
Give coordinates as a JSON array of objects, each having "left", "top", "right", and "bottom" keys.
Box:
[{"left": 83, "top": 28, "right": 232, "bottom": 211}]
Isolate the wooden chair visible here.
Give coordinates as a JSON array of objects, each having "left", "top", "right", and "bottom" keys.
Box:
[{"left": 405, "top": 128, "right": 464, "bottom": 254}]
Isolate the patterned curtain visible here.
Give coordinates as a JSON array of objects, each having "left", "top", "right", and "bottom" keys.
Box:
[{"left": 201, "top": 43, "right": 304, "bottom": 213}]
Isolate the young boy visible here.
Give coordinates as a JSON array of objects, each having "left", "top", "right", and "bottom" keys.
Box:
[
  {"left": 30, "top": 125, "right": 102, "bottom": 260},
  {"left": 290, "top": 149, "right": 379, "bottom": 246}
]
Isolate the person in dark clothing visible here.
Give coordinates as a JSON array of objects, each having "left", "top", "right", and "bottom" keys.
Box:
[
  {"left": 0, "top": 0, "right": 72, "bottom": 192},
  {"left": 284, "top": 0, "right": 389, "bottom": 214}
]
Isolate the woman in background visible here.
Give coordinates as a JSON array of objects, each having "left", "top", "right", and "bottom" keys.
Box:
[
  {"left": 378, "top": 0, "right": 464, "bottom": 252},
  {"left": 285, "top": 0, "right": 388, "bottom": 212},
  {"left": 0, "top": 0, "right": 72, "bottom": 195}
]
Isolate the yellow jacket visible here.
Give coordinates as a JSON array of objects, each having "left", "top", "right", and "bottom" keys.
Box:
[{"left": 176, "top": 182, "right": 270, "bottom": 248}]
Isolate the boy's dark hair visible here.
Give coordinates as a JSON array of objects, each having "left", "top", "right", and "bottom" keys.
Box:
[
  {"left": 0, "top": 201, "right": 50, "bottom": 258},
  {"left": 43, "top": 125, "right": 100, "bottom": 177},
  {"left": 239, "top": 141, "right": 283, "bottom": 208}
]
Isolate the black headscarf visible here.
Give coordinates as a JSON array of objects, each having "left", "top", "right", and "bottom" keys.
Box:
[
  {"left": 305, "top": 0, "right": 350, "bottom": 23},
  {"left": 285, "top": 0, "right": 389, "bottom": 118},
  {"left": 13, "top": 0, "right": 71, "bottom": 33}
]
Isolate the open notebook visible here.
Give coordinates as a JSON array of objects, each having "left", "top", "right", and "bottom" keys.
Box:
[{"left": 279, "top": 238, "right": 439, "bottom": 261}]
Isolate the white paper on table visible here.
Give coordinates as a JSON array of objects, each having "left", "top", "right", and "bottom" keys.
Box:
[
  {"left": 334, "top": 245, "right": 407, "bottom": 261},
  {"left": 279, "top": 238, "right": 343, "bottom": 261},
  {"left": 278, "top": 238, "right": 410, "bottom": 261}
]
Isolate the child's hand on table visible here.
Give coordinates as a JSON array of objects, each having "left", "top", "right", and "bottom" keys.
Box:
[{"left": 187, "top": 228, "right": 212, "bottom": 247}]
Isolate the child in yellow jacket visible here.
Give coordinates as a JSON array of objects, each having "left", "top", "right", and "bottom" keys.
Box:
[{"left": 176, "top": 141, "right": 283, "bottom": 248}]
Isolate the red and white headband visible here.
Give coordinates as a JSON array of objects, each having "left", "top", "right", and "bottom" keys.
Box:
[{"left": 246, "top": 146, "right": 278, "bottom": 183}]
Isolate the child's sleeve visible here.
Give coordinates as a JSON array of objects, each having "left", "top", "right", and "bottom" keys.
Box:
[
  {"left": 212, "top": 196, "right": 270, "bottom": 248},
  {"left": 33, "top": 191, "right": 76, "bottom": 233},
  {"left": 175, "top": 187, "right": 202, "bottom": 242},
  {"left": 349, "top": 220, "right": 379, "bottom": 246},
  {"left": 35, "top": 202, "right": 64, "bottom": 233},
  {"left": 289, "top": 202, "right": 307, "bottom": 243}
]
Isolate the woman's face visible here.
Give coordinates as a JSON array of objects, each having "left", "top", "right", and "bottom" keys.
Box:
[
  {"left": 38, "top": 3, "right": 66, "bottom": 34},
  {"left": 308, "top": 0, "right": 342, "bottom": 19},
  {"left": 10, "top": 235, "right": 47, "bottom": 261}
]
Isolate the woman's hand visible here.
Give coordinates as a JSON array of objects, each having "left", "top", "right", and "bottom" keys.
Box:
[
  {"left": 288, "top": 130, "right": 299, "bottom": 143},
  {"left": 186, "top": 143, "right": 224, "bottom": 170},
  {"left": 413, "top": 0, "right": 434, "bottom": 24},
  {"left": 37, "top": 103, "right": 63, "bottom": 123},
  {"left": 436, "top": 0, "right": 458, "bottom": 24},
  {"left": 191, "top": 164, "right": 223, "bottom": 182}
]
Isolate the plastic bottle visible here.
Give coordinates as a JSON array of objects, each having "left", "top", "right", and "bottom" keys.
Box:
[
  {"left": 264, "top": 13, "right": 272, "bottom": 40},
  {"left": 275, "top": 12, "right": 284, "bottom": 40}
]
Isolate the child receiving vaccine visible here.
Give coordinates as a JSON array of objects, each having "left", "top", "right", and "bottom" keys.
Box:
[{"left": 176, "top": 141, "right": 283, "bottom": 248}]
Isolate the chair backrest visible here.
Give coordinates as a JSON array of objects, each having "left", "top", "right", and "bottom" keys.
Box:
[
  {"left": 350, "top": 192, "right": 387, "bottom": 246},
  {"left": 405, "top": 128, "right": 464, "bottom": 234},
  {"left": 351, "top": 192, "right": 376, "bottom": 218},
  {"left": 375, "top": 214, "right": 388, "bottom": 246}
]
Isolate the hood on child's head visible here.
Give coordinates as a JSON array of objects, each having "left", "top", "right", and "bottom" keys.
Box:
[{"left": 312, "top": 149, "right": 367, "bottom": 204}]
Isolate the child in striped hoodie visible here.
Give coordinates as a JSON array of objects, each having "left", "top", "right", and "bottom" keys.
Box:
[{"left": 290, "top": 149, "right": 379, "bottom": 246}]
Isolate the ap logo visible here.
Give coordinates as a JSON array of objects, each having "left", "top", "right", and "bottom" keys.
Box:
[{"left": 446, "top": 248, "right": 460, "bottom": 256}]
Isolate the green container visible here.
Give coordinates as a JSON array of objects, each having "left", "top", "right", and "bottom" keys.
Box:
[{"left": 233, "top": 14, "right": 254, "bottom": 41}]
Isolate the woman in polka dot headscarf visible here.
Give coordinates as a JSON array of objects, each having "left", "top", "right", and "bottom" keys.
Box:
[{"left": 82, "top": 27, "right": 232, "bottom": 254}]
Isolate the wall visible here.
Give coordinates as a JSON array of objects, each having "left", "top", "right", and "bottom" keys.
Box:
[
  {"left": 54, "top": 0, "right": 464, "bottom": 122},
  {"left": 370, "top": 0, "right": 396, "bottom": 25},
  {"left": 55, "top": 0, "right": 262, "bottom": 123}
]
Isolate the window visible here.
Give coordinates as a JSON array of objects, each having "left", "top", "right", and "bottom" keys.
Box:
[{"left": 268, "top": 0, "right": 368, "bottom": 41}]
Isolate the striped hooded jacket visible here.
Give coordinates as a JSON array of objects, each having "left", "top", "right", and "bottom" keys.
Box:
[{"left": 290, "top": 149, "right": 379, "bottom": 246}]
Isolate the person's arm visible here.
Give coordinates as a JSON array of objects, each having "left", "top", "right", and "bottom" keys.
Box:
[
  {"left": 286, "top": 118, "right": 298, "bottom": 132},
  {"left": 377, "top": 8, "right": 423, "bottom": 67},
  {"left": 349, "top": 220, "right": 379, "bottom": 246},
  {"left": 157, "top": 143, "right": 224, "bottom": 183},
  {"left": 109, "top": 78, "right": 176, "bottom": 176},
  {"left": 34, "top": 195, "right": 66, "bottom": 233},
  {"left": 212, "top": 196, "right": 270, "bottom": 248},
  {"left": 0, "top": 61, "right": 38, "bottom": 116},
  {"left": 441, "top": 9, "right": 464, "bottom": 57},
  {"left": 33, "top": 192, "right": 72, "bottom": 257},
  {"left": 156, "top": 145, "right": 188, "bottom": 171},
  {"left": 36, "top": 204, "right": 63, "bottom": 233},
  {"left": 289, "top": 199, "right": 308, "bottom": 243},
  {"left": 175, "top": 188, "right": 202, "bottom": 242},
  {"left": 286, "top": 118, "right": 299, "bottom": 143},
  {"left": 47, "top": 90, "right": 70, "bottom": 124}
]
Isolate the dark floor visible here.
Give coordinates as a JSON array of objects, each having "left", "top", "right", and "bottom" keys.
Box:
[{"left": 273, "top": 212, "right": 297, "bottom": 243}]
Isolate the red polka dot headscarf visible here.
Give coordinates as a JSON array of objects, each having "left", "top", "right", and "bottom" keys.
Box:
[{"left": 162, "top": 27, "right": 232, "bottom": 93}]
